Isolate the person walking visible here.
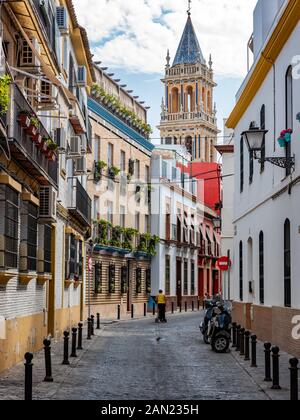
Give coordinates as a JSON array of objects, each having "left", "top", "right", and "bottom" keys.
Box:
[{"left": 156, "top": 290, "right": 167, "bottom": 323}]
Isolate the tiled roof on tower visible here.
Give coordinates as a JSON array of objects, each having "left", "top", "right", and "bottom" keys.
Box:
[{"left": 173, "top": 14, "right": 205, "bottom": 66}]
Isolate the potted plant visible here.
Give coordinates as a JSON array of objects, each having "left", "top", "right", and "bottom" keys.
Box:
[
  {"left": 108, "top": 166, "right": 121, "bottom": 180},
  {"left": 46, "top": 139, "right": 58, "bottom": 160},
  {"left": 26, "top": 116, "right": 39, "bottom": 136},
  {"left": 32, "top": 132, "right": 42, "bottom": 145},
  {"left": 278, "top": 129, "right": 293, "bottom": 147},
  {"left": 18, "top": 110, "right": 31, "bottom": 128},
  {"left": 94, "top": 160, "right": 107, "bottom": 182}
]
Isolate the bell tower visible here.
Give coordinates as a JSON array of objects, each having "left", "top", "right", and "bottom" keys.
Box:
[{"left": 158, "top": 5, "right": 219, "bottom": 163}]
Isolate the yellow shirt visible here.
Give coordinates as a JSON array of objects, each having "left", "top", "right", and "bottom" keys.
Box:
[{"left": 157, "top": 294, "right": 166, "bottom": 304}]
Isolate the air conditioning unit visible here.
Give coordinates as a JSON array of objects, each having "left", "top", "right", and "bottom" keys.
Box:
[
  {"left": 74, "top": 156, "right": 86, "bottom": 175},
  {"left": 39, "top": 186, "right": 57, "bottom": 223},
  {"left": 20, "top": 38, "right": 40, "bottom": 68},
  {"left": 77, "top": 66, "right": 87, "bottom": 86},
  {"left": 56, "top": 6, "right": 69, "bottom": 34},
  {"left": 54, "top": 128, "right": 66, "bottom": 152},
  {"left": 69, "top": 136, "right": 81, "bottom": 157}
]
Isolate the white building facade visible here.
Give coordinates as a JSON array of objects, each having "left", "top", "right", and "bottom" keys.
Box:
[
  {"left": 151, "top": 148, "right": 199, "bottom": 310},
  {"left": 227, "top": 0, "right": 300, "bottom": 356}
]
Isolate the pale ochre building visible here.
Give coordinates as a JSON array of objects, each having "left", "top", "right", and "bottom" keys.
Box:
[{"left": 158, "top": 10, "right": 219, "bottom": 163}]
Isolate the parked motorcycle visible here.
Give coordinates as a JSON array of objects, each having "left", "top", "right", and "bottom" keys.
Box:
[{"left": 200, "top": 299, "right": 232, "bottom": 353}]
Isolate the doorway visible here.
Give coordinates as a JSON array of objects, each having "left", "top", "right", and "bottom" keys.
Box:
[{"left": 176, "top": 259, "right": 182, "bottom": 307}]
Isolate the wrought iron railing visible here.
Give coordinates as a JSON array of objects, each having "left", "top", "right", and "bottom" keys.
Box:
[{"left": 68, "top": 178, "right": 92, "bottom": 226}]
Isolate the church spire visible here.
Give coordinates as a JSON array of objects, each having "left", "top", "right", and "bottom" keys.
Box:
[{"left": 172, "top": 4, "right": 205, "bottom": 66}]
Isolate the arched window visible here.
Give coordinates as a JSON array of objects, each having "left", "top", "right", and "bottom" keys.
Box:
[
  {"left": 187, "top": 86, "right": 193, "bottom": 112},
  {"left": 259, "top": 231, "right": 265, "bottom": 304},
  {"left": 207, "top": 91, "right": 211, "bottom": 113},
  {"left": 260, "top": 105, "right": 266, "bottom": 173},
  {"left": 285, "top": 67, "right": 293, "bottom": 176},
  {"left": 171, "top": 87, "right": 179, "bottom": 113},
  {"left": 185, "top": 136, "right": 193, "bottom": 155},
  {"left": 284, "top": 219, "right": 291, "bottom": 307},
  {"left": 239, "top": 241, "right": 243, "bottom": 301},
  {"left": 240, "top": 137, "right": 244, "bottom": 193}
]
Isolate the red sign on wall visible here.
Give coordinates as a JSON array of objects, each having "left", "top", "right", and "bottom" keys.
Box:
[{"left": 217, "top": 256, "right": 231, "bottom": 272}]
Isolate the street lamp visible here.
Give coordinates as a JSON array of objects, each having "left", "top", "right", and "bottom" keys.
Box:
[
  {"left": 212, "top": 217, "right": 222, "bottom": 231},
  {"left": 242, "top": 122, "right": 295, "bottom": 171}
]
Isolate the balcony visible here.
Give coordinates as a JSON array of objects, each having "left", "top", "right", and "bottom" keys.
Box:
[
  {"left": 160, "top": 111, "right": 216, "bottom": 126},
  {"left": 67, "top": 178, "right": 92, "bottom": 227},
  {"left": 0, "top": 84, "right": 58, "bottom": 187}
]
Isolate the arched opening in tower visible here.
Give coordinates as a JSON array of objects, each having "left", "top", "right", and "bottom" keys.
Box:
[
  {"left": 171, "top": 87, "right": 179, "bottom": 113},
  {"left": 185, "top": 136, "right": 193, "bottom": 155},
  {"left": 186, "top": 86, "right": 194, "bottom": 112}
]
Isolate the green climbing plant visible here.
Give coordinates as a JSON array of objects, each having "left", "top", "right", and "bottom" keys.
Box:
[{"left": 0, "top": 75, "right": 11, "bottom": 115}]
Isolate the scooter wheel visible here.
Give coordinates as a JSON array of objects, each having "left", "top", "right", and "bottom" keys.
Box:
[{"left": 211, "top": 336, "right": 230, "bottom": 353}]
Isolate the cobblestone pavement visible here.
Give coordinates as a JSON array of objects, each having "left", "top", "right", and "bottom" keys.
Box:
[{"left": 0, "top": 312, "right": 292, "bottom": 400}]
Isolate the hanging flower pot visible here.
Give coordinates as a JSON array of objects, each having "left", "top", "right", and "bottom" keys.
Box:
[
  {"left": 32, "top": 132, "right": 42, "bottom": 144},
  {"left": 278, "top": 137, "right": 286, "bottom": 148},
  {"left": 26, "top": 124, "right": 37, "bottom": 137},
  {"left": 18, "top": 112, "right": 31, "bottom": 128}
]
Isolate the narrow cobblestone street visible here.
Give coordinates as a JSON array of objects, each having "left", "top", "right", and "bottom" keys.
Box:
[{"left": 0, "top": 313, "right": 274, "bottom": 400}]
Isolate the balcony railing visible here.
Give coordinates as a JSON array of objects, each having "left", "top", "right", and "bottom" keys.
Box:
[
  {"left": 161, "top": 111, "right": 216, "bottom": 125},
  {"left": 68, "top": 178, "right": 92, "bottom": 227},
  {"left": 1, "top": 84, "right": 58, "bottom": 186}
]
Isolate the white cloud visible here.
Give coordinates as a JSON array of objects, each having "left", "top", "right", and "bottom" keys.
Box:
[{"left": 73, "top": 0, "right": 257, "bottom": 77}]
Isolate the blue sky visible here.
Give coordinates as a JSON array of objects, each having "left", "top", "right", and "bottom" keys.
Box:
[{"left": 73, "top": 0, "right": 257, "bottom": 143}]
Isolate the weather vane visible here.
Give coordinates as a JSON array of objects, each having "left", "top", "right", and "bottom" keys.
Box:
[{"left": 187, "top": 0, "right": 192, "bottom": 15}]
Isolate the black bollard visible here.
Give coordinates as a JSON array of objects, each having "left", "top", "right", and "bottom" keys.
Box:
[
  {"left": 77, "top": 323, "right": 83, "bottom": 350},
  {"left": 251, "top": 335, "right": 257, "bottom": 368},
  {"left": 62, "top": 331, "right": 70, "bottom": 365},
  {"left": 244, "top": 331, "right": 250, "bottom": 361},
  {"left": 43, "top": 339, "right": 53, "bottom": 382},
  {"left": 96, "top": 313, "right": 101, "bottom": 330},
  {"left": 91, "top": 315, "right": 95, "bottom": 336},
  {"left": 180, "top": 302, "right": 182, "bottom": 313},
  {"left": 185, "top": 302, "right": 187, "bottom": 312},
  {"left": 264, "top": 342, "right": 272, "bottom": 382},
  {"left": 70, "top": 328, "right": 78, "bottom": 358},
  {"left": 172, "top": 302, "right": 175, "bottom": 314},
  {"left": 24, "top": 352, "right": 33, "bottom": 401},
  {"left": 232, "top": 323, "right": 237, "bottom": 348},
  {"left": 192, "top": 301, "right": 194, "bottom": 312},
  {"left": 87, "top": 318, "right": 92, "bottom": 340},
  {"left": 152, "top": 303, "right": 156, "bottom": 316},
  {"left": 236, "top": 325, "right": 241, "bottom": 352},
  {"left": 144, "top": 302, "right": 147, "bottom": 317},
  {"left": 131, "top": 304, "right": 134, "bottom": 319},
  {"left": 117, "top": 305, "right": 121, "bottom": 320},
  {"left": 240, "top": 328, "right": 245, "bottom": 356},
  {"left": 271, "top": 346, "right": 281, "bottom": 390},
  {"left": 198, "top": 300, "right": 200, "bottom": 311},
  {"left": 289, "top": 358, "right": 299, "bottom": 401}
]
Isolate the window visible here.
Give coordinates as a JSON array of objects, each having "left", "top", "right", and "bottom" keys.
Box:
[
  {"left": 249, "top": 150, "right": 254, "bottom": 184},
  {"left": 135, "top": 212, "right": 140, "bottom": 231},
  {"left": 165, "top": 256, "right": 170, "bottom": 295},
  {"left": 191, "top": 261, "right": 195, "bottom": 295},
  {"left": 108, "top": 143, "right": 114, "bottom": 167},
  {"left": 284, "top": 219, "right": 291, "bottom": 307},
  {"left": 44, "top": 225, "right": 52, "bottom": 274},
  {"left": 135, "top": 160, "right": 140, "bottom": 180},
  {"left": 285, "top": 67, "right": 293, "bottom": 176},
  {"left": 145, "top": 215, "right": 150, "bottom": 233},
  {"left": 162, "top": 161, "right": 168, "bottom": 178},
  {"left": 145, "top": 165, "right": 150, "bottom": 183},
  {"left": 107, "top": 201, "right": 113, "bottom": 224},
  {"left": 0, "top": 185, "right": 19, "bottom": 269},
  {"left": 94, "top": 135, "right": 100, "bottom": 162},
  {"left": 78, "top": 240, "right": 83, "bottom": 280},
  {"left": 27, "top": 203, "right": 38, "bottom": 272},
  {"left": 260, "top": 105, "right": 266, "bottom": 172},
  {"left": 93, "top": 196, "right": 99, "bottom": 220},
  {"left": 239, "top": 241, "right": 243, "bottom": 301},
  {"left": 184, "top": 260, "right": 188, "bottom": 295},
  {"left": 120, "top": 151, "right": 126, "bottom": 172},
  {"left": 120, "top": 206, "right": 126, "bottom": 228},
  {"left": 259, "top": 231, "right": 265, "bottom": 304},
  {"left": 240, "top": 137, "right": 244, "bottom": 193}
]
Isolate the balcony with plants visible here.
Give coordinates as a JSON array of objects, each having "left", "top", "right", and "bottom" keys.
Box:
[
  {"left": 91, "top": 83, "right": 152, "bottom": 138},
  {"left": 93, "top": 219, "right": 159, "bottom": 257},
  {"left": 1, "top": 83, "right": 59, "bottom": 186}
]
